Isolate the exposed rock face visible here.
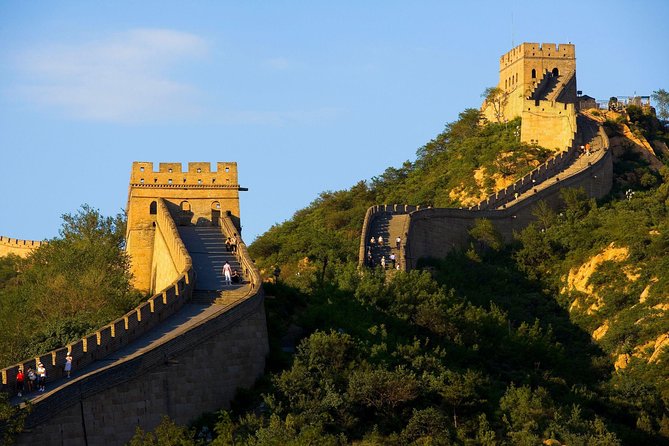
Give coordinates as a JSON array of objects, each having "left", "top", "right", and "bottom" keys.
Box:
[
  {"left": 615, "top": 353, "right": 631, "bottom": 370},
  {"left": 592, "top": 321, "right": 609, "bottom": 341},
  {"left": 565, "top": 243, "right": 629, "bottom": 314},
  {"left": 649, "top": 334, "right": 669, "bottom": 364}
]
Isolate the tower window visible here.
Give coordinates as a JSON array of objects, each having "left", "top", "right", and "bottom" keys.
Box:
[
  {"left": 531, "top": 68, "right": 536, "bottom": 79},
  {"left": 168, "top": 179, "right": 173, "bottom": 184},
  {"left": 140, "top": 178, "right": 144, "bottom": 183},
  {"left": 140, "top": 166, "right": 145, "bottom": 172},
  {"left": 198, "top": 179, "right": 202, "bottom": 184},
  {"left": 196, "top": 168, "right": 201, "bottom": 173},
  {"left": 168, "top": 168, "right": 173, "bottom": 173},
  {"left": 552, "top": 67, "right": 559, "bottom": 76},
  {"left": 149, "top": 201, "right": 157, "bottom": 215}
]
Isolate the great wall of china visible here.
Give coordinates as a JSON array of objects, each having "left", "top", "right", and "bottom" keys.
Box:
[
  {"left": 359, "top": 42, "right": 614, "bottom": 270},
  {"left": 0, "top": 42, "right": 622, "bottom": 445},
  {"left": 1, "top": 163, "right": 269, "bottom": 445}
]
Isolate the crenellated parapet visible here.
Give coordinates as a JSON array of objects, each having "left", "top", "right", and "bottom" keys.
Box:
[
  {"left": 129, "top": 161, "right": 241, "bottom": 189},
  {"left": 0, "top": 236, "right": 44, "bottom": 258}
]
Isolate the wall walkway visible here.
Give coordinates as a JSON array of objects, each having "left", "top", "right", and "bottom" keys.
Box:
[{"left": 3, "top": 204, "right": 268, "bottom": 446}]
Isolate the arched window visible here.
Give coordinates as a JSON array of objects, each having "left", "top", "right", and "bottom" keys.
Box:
[
  {"left": 211, "top": 201, "right": 221, "bottom": 210},
  {"left": 149, "top": 201, "right": 157, "bottom": 215},
  {"left": 180, "top": 201, "right": 191, "bottom": 212},
  {"left": 552, "top": 67, "right": 559, "bottom": 77},
  {"left": 531, "top": 68, "right": 536, "bottom": 79}
]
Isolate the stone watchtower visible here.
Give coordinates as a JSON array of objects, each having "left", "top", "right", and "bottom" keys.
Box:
[
  {"left": 126, "top": 162, "right": 245, "bottom": 292},
  {"left": 483, "top": 42, "right": 578, "bottom": 151}
]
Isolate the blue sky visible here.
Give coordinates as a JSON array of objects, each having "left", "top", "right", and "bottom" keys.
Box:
[{"left": 1, "top": 1, "right": 667, "bottom": 243}]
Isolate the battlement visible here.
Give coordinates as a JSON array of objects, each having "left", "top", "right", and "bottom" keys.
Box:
[
  {"left": 0, "top": 236, "right": 44, "bottom": 258},
  {"left": 500, "top": 42, "right": 575, "bottom": 69},
  {"left": 130, "top": 161, "right": 239, "bottom": 188}
]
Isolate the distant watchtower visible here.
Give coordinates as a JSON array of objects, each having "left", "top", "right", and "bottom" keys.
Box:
[
  {"left": 126, "top": 162, "right": 246, "bottom": 292},
  {"left": 483, "top": 42, "right": 578, "bottom": 151}
]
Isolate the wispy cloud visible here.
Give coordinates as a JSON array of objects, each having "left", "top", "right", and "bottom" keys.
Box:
[{"left": 11, "top": 29, "right": 208, "bottom": 123}]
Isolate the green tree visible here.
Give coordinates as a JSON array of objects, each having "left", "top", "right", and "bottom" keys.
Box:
[
  {"left": 652, "top": 89, "right": 669, "bottom": 121},
  {"left": 469, "top": 218, "right": 503, "bottom": 252},
  {"left": 0, "top": 393, "right": 29, "bottom": 446},
  {"left": 0, "top": 205, "right": 143, "bottom": 366},
  {"left": 128, "top": 416, "right": 196, "bottom": 446},
  {"left": 482, "top": 87, "right": 509, "bottom": 123}
]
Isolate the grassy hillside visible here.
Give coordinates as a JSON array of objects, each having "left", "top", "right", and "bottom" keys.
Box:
[{"left": 249, "top": 110, "right": 550, "bottom": 281}]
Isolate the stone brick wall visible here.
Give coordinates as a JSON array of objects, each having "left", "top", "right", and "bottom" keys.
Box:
[
  {"left": 1, "top": 200, "right": 193, "bottom": 399},
  {"left": 13, "top": 293, "right": 268, "bottom": 446},
  {"left": 359, "top": 124, "right": 612, "bottom": 271},
  {"left": 404, "top": 148, "right": 613, "bottom": 268},
  {"left": 9, "top": 209, "right": 268, "bottom": 446},
  {"left": 0, "top": 236, "right": 43, "bottom": 258},
  {"left": 521, "top": 100, "right": 577, "bottom": 151}
]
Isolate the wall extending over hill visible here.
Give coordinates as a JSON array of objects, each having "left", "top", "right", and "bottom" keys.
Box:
[
  {"left": 0, "top": 236, "right": 43, "bottom": 258},
  {"left": 1, "top": 199, "right": 193, "bottom": 397},
  {"left": 359, "top": 122, "right": 612, "bottom": 270},
  {"left": 404, "top": 148, "right": 611, "bottom": 267},
  {"left": 6, "top": 205, "right": 268, "bottom": 445}
]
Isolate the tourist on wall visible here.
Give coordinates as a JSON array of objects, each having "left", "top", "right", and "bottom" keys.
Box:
[
  {"left": 26, "top": 367, "right": 36, "bottom": 392},
  {"left": 225, "top": 237, "right": 232, "bottom": 252},
  {"left": 64, "top": 353, "right": 73, "bottom": 378},
  {"left": 16, "top": 368, "right": 24, "bottom": 397},
  {"left": 396, "top": 236, "right": 401, "bottom": 249},
  {"left": 223, "top": 261, "right": 232, "bottom": 285},
  {"left": 37, "top": 362, "right": 46, "bottom": 392},
  {"left": 381, "top": 256, "right": 386, "bottom": 269},
  {"left": 378, "top": 235, "right": 383, "bottom": 246}
]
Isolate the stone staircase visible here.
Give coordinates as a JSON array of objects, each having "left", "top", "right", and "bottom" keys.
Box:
[
  {"left": 366, "top": 213, "right": 408, "bottom": 268},
  {"left": 177, "top": 226, "right": 246, "bottom": 305},
  {"left": 528, "top": 70, "right": 574, "bottom": 102}
]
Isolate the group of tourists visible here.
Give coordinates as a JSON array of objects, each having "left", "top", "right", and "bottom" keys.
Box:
[
  {"left": 225, "top": 235, "right": 238, "bottom": 253},
  {"left": 367, "top": 234, "right": 402, "bottom": 270},
  {"left": 580, "top": 142, "right": 592, "bottom": 156},
  {"left": 15, "top": 354, "right": 72, "bottom": 397}
]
